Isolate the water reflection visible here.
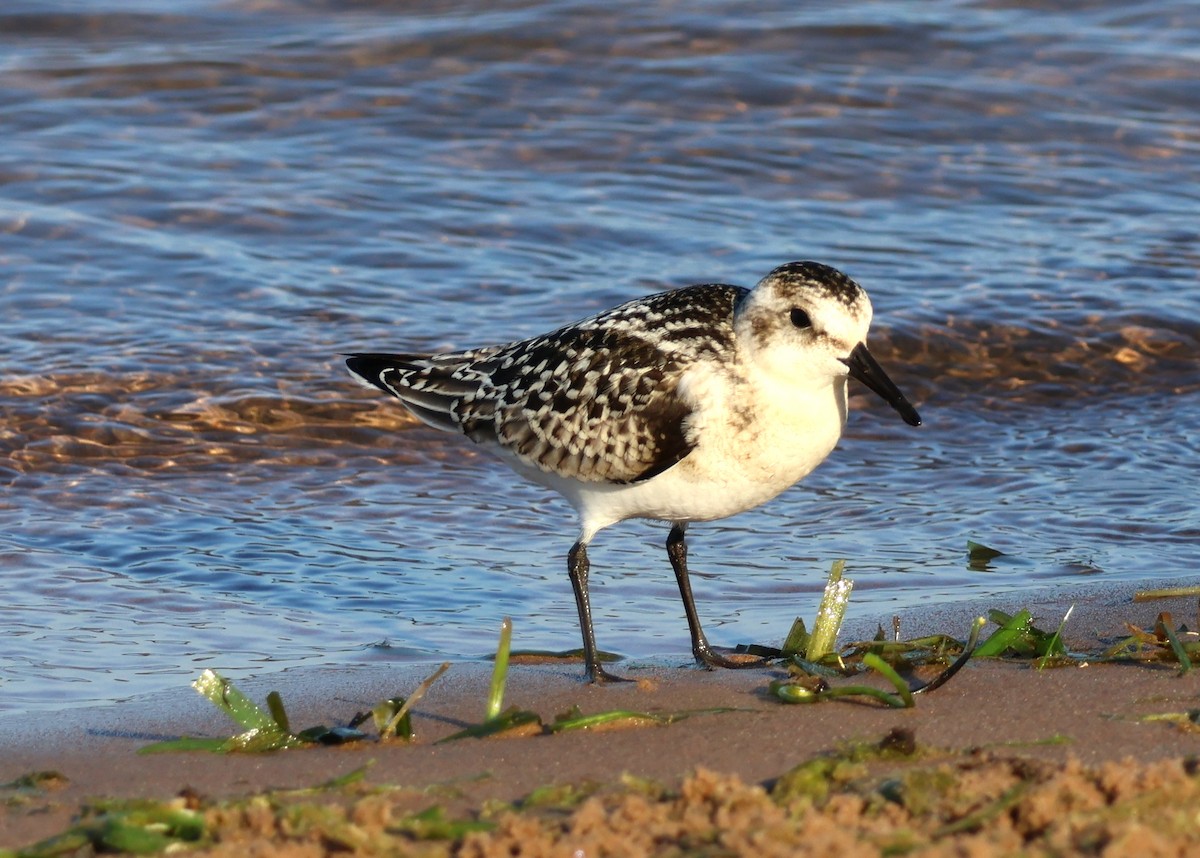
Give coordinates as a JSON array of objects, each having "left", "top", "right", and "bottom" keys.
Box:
[{"left": 1, "top": 0, "right": 1197, "bottom": 713}]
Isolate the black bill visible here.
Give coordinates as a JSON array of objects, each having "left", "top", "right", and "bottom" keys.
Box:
[{"left": 841, "top": 342, "right": 922, "bottom": 427}]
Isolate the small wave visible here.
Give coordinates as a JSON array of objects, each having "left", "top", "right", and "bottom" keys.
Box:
[
  {"left": 0, "top": 370, "right": 420, "bottom": 476},
  {"left": 2, "top": 313, "right": 1195, "bottom": 476},
  {"left": 876, "top": 312, "right": 1199, "bottom": 406}
]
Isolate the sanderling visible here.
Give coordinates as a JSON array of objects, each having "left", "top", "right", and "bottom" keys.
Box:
[{"left": 346, "top": 261, "right": 921, "bottom": 682}]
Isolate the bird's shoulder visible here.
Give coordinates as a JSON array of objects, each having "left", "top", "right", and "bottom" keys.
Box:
[{"left": 488, "top": 282, "right": 745, "bottom": 375}]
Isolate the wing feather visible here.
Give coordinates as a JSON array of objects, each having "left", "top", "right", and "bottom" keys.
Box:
[{"left": 345, "top": 283, "right": 744, "bottom": 484}]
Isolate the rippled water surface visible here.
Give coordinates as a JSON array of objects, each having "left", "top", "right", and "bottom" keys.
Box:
[{"left": 2, "top": 0, "right": 1198, "bottom": 714}]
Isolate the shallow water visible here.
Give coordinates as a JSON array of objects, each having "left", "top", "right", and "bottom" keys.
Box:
[{"left": 1, "top": 0, "right": 1198, "bottom": 715}]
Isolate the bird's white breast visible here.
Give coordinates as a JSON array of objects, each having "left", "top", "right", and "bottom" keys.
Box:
[{"left": 556, "top": 360, "right": 849, "bottom": 540}]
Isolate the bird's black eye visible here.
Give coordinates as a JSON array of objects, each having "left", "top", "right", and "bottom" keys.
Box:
[{"left": 790, "top": 308, "right": 812, "bottom": 329}]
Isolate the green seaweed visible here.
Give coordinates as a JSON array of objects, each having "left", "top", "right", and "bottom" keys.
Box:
[
  {"left": 780, "top": 616, "right": 810, "bottom": 658},
  {"left": 770, "top": 652, "right": 915, "bottom": 708},
  {"left": 807, "top": 559, "right": 851, "bottom": 661},
  {"left": 966, "top": 540, "right": 1005, "bottom": 570},
  {"left": 972, "top": 609, "right": 1034, "bottom": 658},
  {"left": 437, "top": 618, "right": 545, "bottom": 742},
  {"left": 972, "top": 609, "right": 1066, "bottom": 659},
  {"left": 141, "top": 662, "right": 450, "bottom": 754},
  {"left": 912, "top": 616, "right": 985, "bottom": 694},
  {"left": 1155, "top": 612, "right": 1193, "bottom": 676},
  {"left": 773, "top": 616, "right": 985, "bottom": 705},
  {"left": 2, "top": 771, "right": 67, "bottom": 791},
  {"left": 934, "top": 782, "right": 1029, "bottom": 837},
  {"left": 771, "top": 729, "right": 917, "bottom": 805},
  {"left": 437, "top": 706, "right": 545, "bottom": 743},
  {"left": 487, "top": 617, "right": 514, "bottom": 721},
  {"left": 373, "top": 662, "right": 450, "bottom": 741},
  {"left": 5, "top": 799, "right": 205, "bottom": 857},
  {"left": 392, "top": 805, "right": 495, "bottom": 840},
  {"left": 1036, "top": 605, "right": 1075, "bottom": 670},
  {"left": 1133, "top": 586, "right": 1200, "bottom": 602},
  {"left": 548, "top": 705, "right": 736, "bottom": 733},
  {"left": 549, "top": 707, "right": 670, "bottom": 732},
  {"left": 190, "top": 669, "right": 307, "bottom": 752}
]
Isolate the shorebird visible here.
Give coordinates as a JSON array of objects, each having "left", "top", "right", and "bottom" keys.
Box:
[{"left": 346, "top": 261, "right": 921, "bottom": 682}]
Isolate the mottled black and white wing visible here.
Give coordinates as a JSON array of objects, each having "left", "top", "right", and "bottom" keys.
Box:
[{"left": 346, "top": 283, "right": 745, "bottom": 485}]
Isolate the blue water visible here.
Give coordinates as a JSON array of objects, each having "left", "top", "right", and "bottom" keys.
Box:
[{"left": 1, "top": 0, "right": 1198, "bottom": 715}]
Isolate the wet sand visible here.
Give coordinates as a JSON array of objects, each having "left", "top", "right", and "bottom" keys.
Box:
[{"left": 3, "top": 585, "right": 1199, "bottom": 854}]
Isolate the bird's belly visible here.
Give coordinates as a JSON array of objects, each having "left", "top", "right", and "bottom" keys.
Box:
[
  {"left": 568, "top": 394, "right": 845, "bottom": 533},
  {"left": 630, "top": 467, "right": 800, "bottom": 523}
]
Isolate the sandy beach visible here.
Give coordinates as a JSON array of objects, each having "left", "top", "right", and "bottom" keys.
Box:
[
  {"left": 4, "top": 1, "right": 1198, "bottom": 853},
  {"left": 3, "top": 584, "right": 1200, "bottom": 855}
]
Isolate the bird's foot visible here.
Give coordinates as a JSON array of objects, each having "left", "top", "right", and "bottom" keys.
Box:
[
  {"left": 586, "top": 662, "right": 634, "bottom": 684},
  {"left": 694, "top": 642, "right": 766, "bottom": 670}
]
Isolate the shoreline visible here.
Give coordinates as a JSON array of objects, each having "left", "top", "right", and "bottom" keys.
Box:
[
  {"left": 3, "top": 581, "right": 1199, "bottom": 851},
  {"left": 2, "top": 571, "right": 1186, "bottom": 723}
]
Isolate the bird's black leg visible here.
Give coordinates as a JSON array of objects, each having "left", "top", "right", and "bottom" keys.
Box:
[
  {"left": 567, "top": 540, "right": 630, "bottom": 683},
  {"left": 666, "top": 523, "right": 756, "bottom": 670}
]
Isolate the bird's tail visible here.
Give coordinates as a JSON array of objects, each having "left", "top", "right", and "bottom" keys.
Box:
[{"left": 345, "top": 352, "right": 476, "bottom": 433}]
